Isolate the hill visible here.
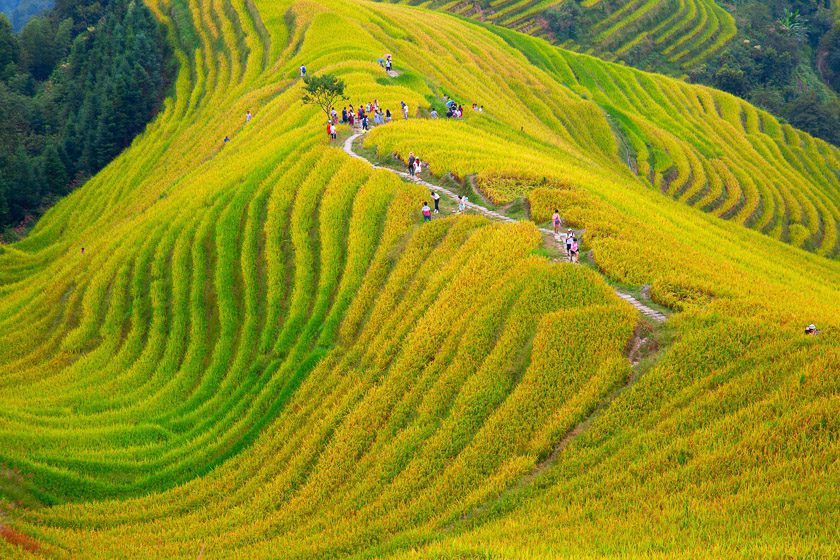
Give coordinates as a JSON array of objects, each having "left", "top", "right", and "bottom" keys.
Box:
[
  {"left": 382, "top": 1, "right": 840, "bottom": 147},
  {"left": 386, "top": 0, "right": 737, "bottom": 70},
  {"left": 0, "top": 0, "right": 838, "bottom": 557},
  {"left": 0, "top": 0, "right": 50, "bottom": 30}
]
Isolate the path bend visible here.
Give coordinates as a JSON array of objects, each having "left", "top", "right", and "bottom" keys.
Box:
[{"left": 342, "top": 132, "right": 668, "bottom": 323}]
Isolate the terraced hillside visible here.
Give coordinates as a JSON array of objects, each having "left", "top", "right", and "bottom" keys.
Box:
[
  {"left": 0, "top": 0, "right": 838, "bottom": 558},
  {"left": 386, "top": 0, "right": 736, "bottom": 68}
]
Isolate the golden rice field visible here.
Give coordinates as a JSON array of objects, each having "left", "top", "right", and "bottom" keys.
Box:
[
  {"left": 386, "top": 0, "right": 736, "bottom": 68},
  {"left": 0, "top": 0, "right": 837, "bottom": 558}
]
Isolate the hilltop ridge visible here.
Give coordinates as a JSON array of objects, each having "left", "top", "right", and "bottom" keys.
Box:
[{"left": 0, "top": 0, "right": 838, "bottom": 558}]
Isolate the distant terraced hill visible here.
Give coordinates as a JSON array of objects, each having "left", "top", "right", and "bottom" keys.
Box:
[
  {"left": 385, "top": 0, "right": 737, "bottom": 69},
  {"left": 0, "top": 0, "right": 838, "bottom": 558}
]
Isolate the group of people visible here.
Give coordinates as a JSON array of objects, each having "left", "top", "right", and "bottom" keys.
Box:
[
  {"left": 436, "top": 95, "right": 483, "bottom": 119},
  {"left": 378, "top": 54, "right": 393, "bottom": 73},
  {"left": 554, "top": 209, "right": 579, "bottom": 262},
  {"left": 324, "top": 99, "right": 409, "bottom": 141},
  {"left": 421, "top": 192, "right": 466, "bottom": 222}
]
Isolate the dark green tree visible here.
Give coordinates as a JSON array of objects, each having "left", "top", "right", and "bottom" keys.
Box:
[
  {"left": 18, "top": 15, "right": 59, "bottom": 79},
  {"left": 784, "top": 93, "right": 840, "bottom": 145},
  {"left": 301, "top": 73, "right": 347, "bottom": 119},
  {"left": 819, "top": 25, "right": 840, "bottom": 92},
  {"left": 7, "top": 145, "right": 39, "bottom": 220},
  {"left": 0, "top": 14, "right": 18, "bottom": 72},
  {"left": 40, "top": 141, "right": 69, "bottom": 195}
]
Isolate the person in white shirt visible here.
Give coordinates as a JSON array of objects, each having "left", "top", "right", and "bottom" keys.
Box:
[{"left": 431, "top": 191, "right": 440, "bottom": 213}]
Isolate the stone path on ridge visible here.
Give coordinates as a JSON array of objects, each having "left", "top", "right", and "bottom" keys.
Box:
[{"left": 343, "top": 132, "right": 668, "bottom": 323}]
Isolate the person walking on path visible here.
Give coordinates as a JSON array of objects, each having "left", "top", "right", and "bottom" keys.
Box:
[
  {"left": 565, "top": 228, "right": 574, "bottom": 255},
  {"left": 552, "top": 209, "right": 561, "bottom": 234},
  {"left": 415, "top": 158, "right": 423, "bottom": 175},
  {"left": 570, "top": 238, "right": 579, "bottom": 263},
  {"left": 330, "top": 122, "right": 337, "bottom": 140},
  {"left": 327, "top": 121, "right": 333, "bottom": 140},
  {"left": 457, "top": 195, "right": 466, "bottom": 213},
  {"left": 408, "top": 152, "right": 416, "bottom": 176},
  {"left": 385, "top": 109, "right": 392, "bottom": 123},
  {"left": 362, "top": 114, "right": 369, "bottom": 131},
  {"left": 341, "top": 107, "right": 348, "bottom": 124},
  {"left": 431, "top": 191, "right": 440, "bottom": 214},
  {"left": 401, "top": 101, "right": 409, "bottom": 119},
  {"left": 422, "top": 202, "right": 432, "bottom": 222}
]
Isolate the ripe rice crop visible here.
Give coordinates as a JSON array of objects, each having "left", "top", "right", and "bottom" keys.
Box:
[
  {"left": 0, "top": 0, "right": 837, "bottom": 558},
  {"left": 379, "top": 0, "right": 736, "bottom": 68}
]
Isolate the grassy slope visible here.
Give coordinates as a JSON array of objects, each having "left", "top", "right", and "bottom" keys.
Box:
[
  {"left": 0, "top": 0, "right": 837, "bottom": 557},
  {"left": 382, "top": 0, "right": 736, "bottom": 69}
]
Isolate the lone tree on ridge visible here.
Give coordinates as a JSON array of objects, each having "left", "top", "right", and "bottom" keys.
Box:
[{"left": 301, "top": 73, "right": 348, "bottom": 119}]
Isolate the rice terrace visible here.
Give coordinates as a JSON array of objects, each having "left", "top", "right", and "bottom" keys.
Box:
[{"left": 0, "top": 0, "right": 838, "bottom": 557}]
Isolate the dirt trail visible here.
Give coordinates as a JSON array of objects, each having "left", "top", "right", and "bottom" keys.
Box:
[{"left": 342, "top": 132, "right": 668, "bottom": 323}]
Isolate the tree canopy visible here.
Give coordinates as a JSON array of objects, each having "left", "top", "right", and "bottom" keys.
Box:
[
  {"left": 0, "top": 0, "right": 173, "bottom": 235},
  {"left": 301, "top": 73, "right": 347, "bottom": 119}
]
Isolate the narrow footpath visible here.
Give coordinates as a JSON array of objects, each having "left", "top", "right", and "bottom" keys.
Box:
[{"left": 343, "top": 132, "right": 668, "bottom": 323}]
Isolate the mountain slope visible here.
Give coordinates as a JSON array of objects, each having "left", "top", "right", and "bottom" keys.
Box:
[
  {"left": 0, "top": 0, "right": 50, "bottom": 30},
  {"left": 383, "top": 0, "right": 736, "bottom": 69},
  {"left": 0, "top": 0, "right": 837, "bottom": 557}
]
